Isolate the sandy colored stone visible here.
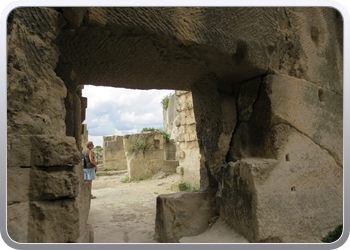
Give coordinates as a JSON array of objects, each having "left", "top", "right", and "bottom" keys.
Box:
[{"left": 7, "top": 7, "right": 343, "bottom": 243}]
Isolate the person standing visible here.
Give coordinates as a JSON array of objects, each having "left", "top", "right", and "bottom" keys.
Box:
[{"left": 82, "top": 141, "right": 98, "bottom": 199}]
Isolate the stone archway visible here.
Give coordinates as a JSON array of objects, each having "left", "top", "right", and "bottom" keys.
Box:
[{"left": 7, "top": 7, "right": 343, "bottom": 243}]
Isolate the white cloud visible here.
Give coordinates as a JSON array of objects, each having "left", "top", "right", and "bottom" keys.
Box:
[
  {"left": 82, "top": 86, "right": 173, "bottom": 144},
  {"left": 120, "top": 111, "right": 162, "bottom": 124}
]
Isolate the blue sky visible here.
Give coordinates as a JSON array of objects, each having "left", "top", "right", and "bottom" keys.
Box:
[{"left": 82, "top": 86, "right": 173, "bottom": 147}]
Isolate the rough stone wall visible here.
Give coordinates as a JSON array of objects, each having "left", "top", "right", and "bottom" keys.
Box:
[
  {"left": 7, "top": 7, "right": 342, "bottom": 243},
  {"left": 81, "top": 124, "right": 88, "bottom": 150},
  {"left": 7, "top": 7, "right": 92, "bottom": 243},
  {"left": 123, "top": 132, "right": 179, "bottom": 181},
  {"left": 103, "top": 135, "right": 127, "bottom": 170},
  {"left": 164, "top": 91, "right": 201, "bottom": 188}
]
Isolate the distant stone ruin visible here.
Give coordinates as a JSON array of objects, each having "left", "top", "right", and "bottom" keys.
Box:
[
  {"left": 103, "top": 135, "right": 127, "bottom": 171},
  {"left": 102, "top": 132, "right": 179, "bottom": 181},
  {"left": 124, "top": 132, "right": 179, "bottom": 181}
]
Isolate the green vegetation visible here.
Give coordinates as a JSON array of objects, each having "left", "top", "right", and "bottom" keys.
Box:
[
  {"left": 134, "top": 176, "right": 151, "bottom": 182},
  {"left": 76, "top": 88, "right": 82, "bottom": 97},
  {"left": 92, "top": 145, "right": 103, "bottom": 164},
  {"left": 121, "top": 176, "right": 130, "bottom": 183},
  {"left": 161, "top": 94, "right": 171, "bottom": 110},
  {"left": 171, "top": 181, "right": 200, "bottom": 192},
  {"left": 121, "top": 175, "right": 151, "bottom": 183},
  {"left": 141, "top": 127, "right": 159, "bottom": 133},
  {"left": 322, "top": 225, "right": 343, "bottom": 243},
  {"left": 160, "top": 131, "right": 170, "bottom": 142},
  {"left": 125, "top": 138, "right": 149, "bottom": 154},
  {"left": 178, "top": 182, "right": 200, "bottom": 192},
  {"left": 103, "top": 169, "right": 109, "bottom": 171},
  {"left": 141, "top": 127, "right": 171, "bottom": 143}
]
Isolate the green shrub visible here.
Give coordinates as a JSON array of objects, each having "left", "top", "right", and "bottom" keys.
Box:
[
  {"left": 177, "top": 182, "right": 200, "bottom": 192},
  {"left": 103, "top": 169, "right": 109, "bottom": 171},
  {"left": 125, "top": 138, "right": 149, "bottom": 154},
  {"left": 322, "top": 225, "right": 343, "bottom": 243},
  {"left": 141, "top": 128, "right": 170, "bottom": 143},
  {"left": 141, "top": 127, "right": 159, "bottom": 133},
  {"left": 160, "top": 131, "right": 170, "bottom": 142},
  {"left": 161, "top": 94, "right": 171, "bottom": 110},
  {"left": 121, "top": 176, "right": 130, "bottom": 183}
]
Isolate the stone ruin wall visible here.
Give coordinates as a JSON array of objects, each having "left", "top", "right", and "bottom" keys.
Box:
[
  {"left": 7, "top": 7, "right": 343, "bottom": 244},
  {"left": 81, "top": 124, "right": 88, "bottom": 151},
  {"left": 123, "top": 132, "right": 179, "bottom": 181},
  {"left": 163, "top": 91, "right": 201, "bottom": 188},
  {"left": 102, "top": 132, "right": 178, "bottom": 181},
  {"left": 103, "top": 135, "right": 127, "bottom": 171}
]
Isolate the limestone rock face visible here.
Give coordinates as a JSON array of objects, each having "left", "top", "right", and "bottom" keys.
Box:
[
  {"left": 28, "top": 200, "right": 80, "bottom": 243},
  {"left": 7, "top": 7, "right": 92, "bottom": 243},
  {"left": 164, "top": 91, "right": 201, "bottom": 187},
  {"left": 7, "top": 6, "right": 342, "bottom": 244},
  {"left": 7, "top": 7, "right": 67, "bottom": 137},
  {"left": 216, "top": 125, "right": 342, "bottom": 242},
  {"left": 7, "top": 135, "right": 81, "bottom": 168}
]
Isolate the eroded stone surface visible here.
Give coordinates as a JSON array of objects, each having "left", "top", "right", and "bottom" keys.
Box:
[
  {"left": 154, "top": 191, "right": 217, "bottom": 243},
  {"left": 7, "top": 7, "right": 343, "bottom": 243},
  {"left": 216, "top": 125, "right": 342, "bottom": 242}
]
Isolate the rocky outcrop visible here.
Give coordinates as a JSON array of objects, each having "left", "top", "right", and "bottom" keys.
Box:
[{"left": 7, "top": 7, "right": 92, "bottom": 243}]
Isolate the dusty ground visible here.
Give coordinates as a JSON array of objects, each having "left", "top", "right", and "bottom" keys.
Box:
[{"left": 87, "top": 173, "right": 249, "bottom": 243}]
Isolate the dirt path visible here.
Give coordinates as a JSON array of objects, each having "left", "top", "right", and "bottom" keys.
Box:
[
  {"left": 87, "top": 173, "right": 182, "bottom": 243},
  {"left": 87, "top": 173, "right": 249, "bottom": 243}
]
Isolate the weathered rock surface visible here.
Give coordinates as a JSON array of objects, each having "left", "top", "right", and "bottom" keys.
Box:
[
  {"left": 154, "top": 191, "right": 217, "bottom": 243},
  {"left": 124, "top": 132, "right": 179, "bottom": 181},
  {"left": 216, "top": 125, "right": 342, "bottom": 242},
  {"left": 179, "top": 217, "right": 249, "bottom": 243},
  {"left": 103, "top": 135, "right": 127, "bottom": 170},
  {"left": 7, "top": 6, "right": 343, "bottom": 244}
]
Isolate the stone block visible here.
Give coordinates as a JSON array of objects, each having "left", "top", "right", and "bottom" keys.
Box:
[
  {"left": 30, "top": 135, "right": 81, "bottom": 167},
  {"left": 216, "top": 126, "right": 343, "bottom": 242},
  {"left": 266, "top": 74, "right": 343, "bottom": 166},
  {"left": 189, "top": 133, "right": 197, "bottom": 141},
  {"left": 7, "top": 135, "right": 32, "bottom": 168},
  {"left": 29, "top": 167, "right": 79, "bottom": 200},
  {"left": 7, "top": 202, "right": 30, "bottom": 243},
  {"left": 28, "top": 199, "right": 80, "bottom": 243},
  {"left": 162, "top": 160, "right": 179, "bottom": 174},
  {"left": 176, "top": 151, "right": 186, "bottom": 158},
  {"left": 176, "top": 166, "right": 184, "bottom": 175},
  {"left": 153, "top": 149, "right": 163, "bottom": 159},
  {"left": 7, "top": 167, "right": 31, "bottom": 204},
  {"left": 154, "top": 191, "right": 217, "bottom": 243},
  {"left": 184, "top": 134, "right": 190, "bottom": 142}
]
